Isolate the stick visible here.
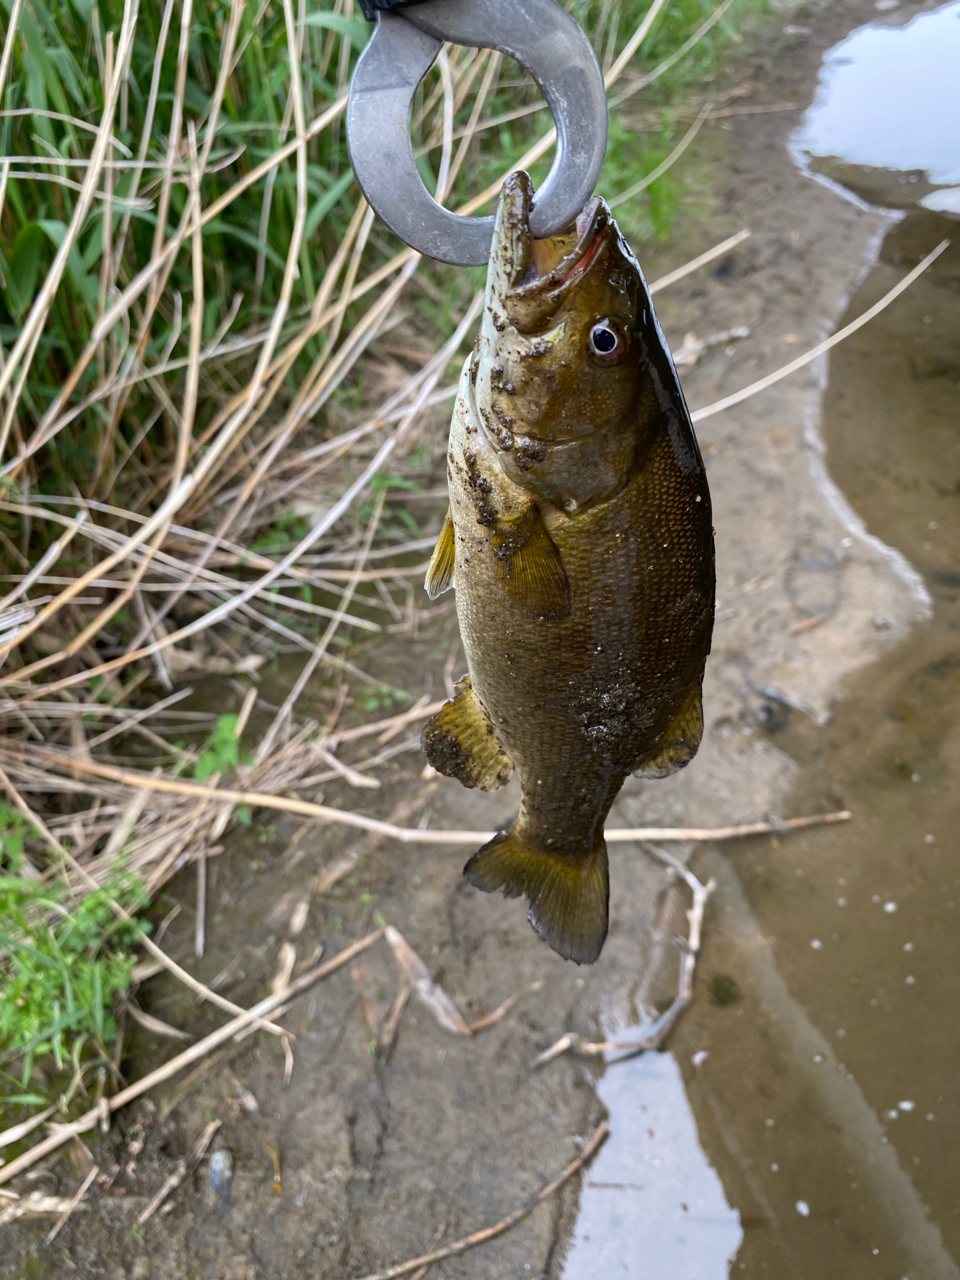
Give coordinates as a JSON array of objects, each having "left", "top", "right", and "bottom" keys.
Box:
[
  {"left": 468, "top": 981, "right": 543, "bottom": 1034},
  {"left": 692, "top": 240, "right": 950, "bottom": 422},
  {"left": 649, "top": 229, "right": 751, "bottom": 294},
  {"left": 349, "top": 1120, "right": 609, "bottom": 1280},
  {"left": 0, "top": 931, "right": 383, "bottom": 1187},
  {"left": 137, "top": 1118, "right": 221, "bottom": 1224},
  {"left": 14, "top": 751, "right": 853, "bottom": 845},
  {"left": 610, "top": 103, "right": 711, "bottom": 208},
  {"left": 43, "top": 1165, "right": 99, "bottom": 1245},
  {"left": 0, "top": 1105, "right": 56, "bottom": 1150}
]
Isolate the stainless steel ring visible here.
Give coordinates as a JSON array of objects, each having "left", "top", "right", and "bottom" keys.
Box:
[{"left": 346, "top": 0, "right": 608, "bottom": 266}]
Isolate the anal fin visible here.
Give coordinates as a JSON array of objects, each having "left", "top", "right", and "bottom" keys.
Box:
[
  {"left": 491, "top": 503, "right": 570, "bottom": 620},
  {"left": 425, "top": 507, "right": 456, "bottom": 599},
  {"left": 464, "top": 826, "right": 608, "bottom": 965},
  {"left": 422, "top": 674, "right": 512, "bottom": 791},
  {"left": 633, "top": 682, "right": 704, "bottom": 779}
]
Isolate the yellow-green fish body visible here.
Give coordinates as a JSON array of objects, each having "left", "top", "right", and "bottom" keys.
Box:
[{"left": 423, "top": 172, "right": 714, "bottom": 964}]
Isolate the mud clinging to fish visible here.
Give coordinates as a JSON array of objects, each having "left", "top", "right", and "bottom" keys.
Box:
[{"left": 422, "top": 171, "right": 715, "bottom": 964}]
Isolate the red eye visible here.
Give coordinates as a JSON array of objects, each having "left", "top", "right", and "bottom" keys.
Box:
[{"left": 588, "top": 319, "right": 626, "bottom": 363}]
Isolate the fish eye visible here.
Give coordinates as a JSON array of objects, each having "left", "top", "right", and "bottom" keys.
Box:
[{"left": 588, "top": 319, "right": 626, "bottom": 363}]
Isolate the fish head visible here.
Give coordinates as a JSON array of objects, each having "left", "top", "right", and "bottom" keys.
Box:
[{"left": 475, "top": 170, "right": 648, "bottom": 453}]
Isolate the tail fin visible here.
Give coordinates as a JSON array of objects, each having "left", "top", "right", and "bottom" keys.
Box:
[{"left": 464, "top": 827, "right": 608, "bottom": 965}]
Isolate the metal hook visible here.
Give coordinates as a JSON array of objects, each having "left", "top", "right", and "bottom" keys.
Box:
[{"left": 346, "top": 0, "right": 608, "bottom": 266}]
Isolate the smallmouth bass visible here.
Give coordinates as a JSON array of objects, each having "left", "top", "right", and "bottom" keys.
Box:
[{"left": 423, "top": 172, "right": 715, "bottom": 964}]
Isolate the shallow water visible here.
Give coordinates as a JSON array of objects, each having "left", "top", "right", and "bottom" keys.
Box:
[
  {"left": 564, "top": 7, "right": 960, "bottom": 1276},
  {"left": 793, "top": 0, "right": 960, "bottom": 185},
  {"left": 563, "top": 1052, "right": 742, "bottom": 1277}
]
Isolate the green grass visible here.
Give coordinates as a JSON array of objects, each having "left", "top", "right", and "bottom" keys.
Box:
[{"left": 0, "top": 802, "right": 148, "bottom": 1108}]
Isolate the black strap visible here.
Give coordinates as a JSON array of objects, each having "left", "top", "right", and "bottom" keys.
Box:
[{"left": 358, "top": 0, "right": 433, "bottom": 20}]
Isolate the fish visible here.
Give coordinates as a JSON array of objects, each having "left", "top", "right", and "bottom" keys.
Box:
[{"left": 422, "top": 171, "right": 715, "bottom": 965}]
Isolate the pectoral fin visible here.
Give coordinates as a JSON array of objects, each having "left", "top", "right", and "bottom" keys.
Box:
[
  {"left": 491, "top": 504, "right": 570, "bottom": 620},
  {"left": 422, "top": 674, "right": 512, "bottom": 791},
  {"left": 633, "top": 683, "right": 704, "bottom": 779},
  {"left": 424, "top": 508, "right": 456, "bottom": 599}
]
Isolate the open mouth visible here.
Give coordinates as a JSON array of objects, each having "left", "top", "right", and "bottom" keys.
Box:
[{"left": 510, "top": 194, "right": 609, "bottom": 293}]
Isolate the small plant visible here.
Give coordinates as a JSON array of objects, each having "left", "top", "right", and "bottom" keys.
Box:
[
  {"left": 0, "top": 800, "right": 34, "bottom": 872},
  {"left": 251, "top": 511, "right": 311, "bottom": 555},
  {"left": 0, "top": 868, "right": 148, "bottom": 1100},
  {"left": 357, "top": 683, "right": 408, "bottom": 714},
  {"left": 194, "top": 713, "right": 247, "bottom": 782}
]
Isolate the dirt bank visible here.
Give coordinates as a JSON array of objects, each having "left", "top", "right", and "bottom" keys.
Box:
[{"left": 0, "top": 3, "right": 934, "bottom": 1276}]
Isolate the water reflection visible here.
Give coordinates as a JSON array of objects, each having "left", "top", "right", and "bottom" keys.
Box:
[
  {"left": 793, "top": 0, "right": 960, "bottom": 185},
  {"left": 562, "top": 1051, "right": 741, "bottom": 1278}
]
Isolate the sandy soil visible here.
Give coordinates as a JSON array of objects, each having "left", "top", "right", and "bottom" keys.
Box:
[{"left": 0, "top": 2, "right": 936, "bottom": 1276}]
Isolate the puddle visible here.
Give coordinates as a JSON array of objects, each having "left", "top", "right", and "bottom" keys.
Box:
[
  {"left": 793, "top": 0, "right": 960, "bottom": 190},
  {"left": 563, "top": 1051, "right": 741, "bottom": 1278},
  {"left": 566, "top": 7, "right": 960, "bottom": 1276}
]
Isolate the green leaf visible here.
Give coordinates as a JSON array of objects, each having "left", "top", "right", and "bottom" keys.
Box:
[
  {"left": 299, "top": 11, "right": 368, "bottom": 51},
  {"left": 7, "top": 223, "right": 45, "bottom": 317},
  {"left": 37, "top": 220, "right": 99, "bottom": 317},
  {"left": 304, "top": 169, "right": 355, "bottom": 239},
  {"left": 205, "top": 219, "right": 287, "bottom": 272}
]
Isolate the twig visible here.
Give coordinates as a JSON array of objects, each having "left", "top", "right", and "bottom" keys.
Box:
[
  {"left": 0, "top": 931, "right": 383, "bottom": 1187},
  {"left": 610, "top": 102, "right": 711, "bottom": 207},
  {"left": 137, "top": 1118, "right": 221, "bottom": 1224},
  {"left": 409, "top": 1225, "right": 446, "bottom": 1280},
  {"left": 385, "top": 926, "right": 471, "bottom": 1036},
  {"left": 377, "top": 983, "right": 411, "bottom": 1060},
  {"left": 649, "top": 229, "right": 751, "bottom": 294},
  {"left": 194, "top": 841, "right": 207, "bottom": 959},
  {"left": 468, "top": 981, "right": 543, "bottom": 1034},
  {"left": 134, "top": 931, "right": 286, "bottom": 1040},
  {"left": 43, "top": 1164, "right": 99, "bottom": 1245},
  {"left": 0, "top": 1105, "right": 56, "bottom": 1150},
  {"left": 125, "top": 1000, "right": 193, "bottom": 1042},
  {"left": 18, "top": 751, "right": 853, "bottom": 846},
  {"left": 349, "top": 1121, "right": 609, "bottom": 1280},
  {"left": 692, "top": 241, "right": 950, "bottom": 422}
]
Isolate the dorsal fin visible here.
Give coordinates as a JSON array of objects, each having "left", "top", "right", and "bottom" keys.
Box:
[{"left": 424, "top": 508, "right": 456, "bottom": 599}]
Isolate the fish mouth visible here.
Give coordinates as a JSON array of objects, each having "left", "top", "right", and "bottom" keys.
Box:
[{"left": 492, "top": 171, "right": 612, "bottom": 299}]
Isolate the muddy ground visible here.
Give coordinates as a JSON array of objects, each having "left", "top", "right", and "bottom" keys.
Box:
[{"left": 1, "top": 1, "right": 947, "bottom": 1276}]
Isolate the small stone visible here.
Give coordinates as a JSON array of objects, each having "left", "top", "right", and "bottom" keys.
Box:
[{"left": 796, "top": 1200, "right": 810, "bottom": 1217}]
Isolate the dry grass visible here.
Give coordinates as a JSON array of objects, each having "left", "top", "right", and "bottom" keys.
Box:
[{"left": 0, "top": 0, "right": 788, "bottom": 1117}]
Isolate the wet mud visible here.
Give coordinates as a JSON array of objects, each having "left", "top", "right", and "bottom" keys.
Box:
[{"left": 4, "top": 2, "right": 958, "bottom": 1277}]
